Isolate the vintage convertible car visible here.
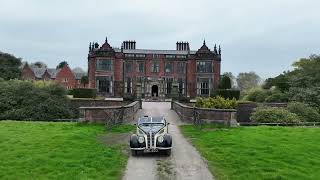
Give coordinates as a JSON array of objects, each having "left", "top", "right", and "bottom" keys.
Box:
[{"left": 129, "top": 116, "right": 172, "bottom": 156}]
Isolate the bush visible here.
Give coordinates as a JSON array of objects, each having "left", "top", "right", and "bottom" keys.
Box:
[
  {"left": 265, "top": 91, "right": 289, "bottom": 102},
  {"left": 72, "top": 88, "right": 97, "bottom": 98},
  {"left": 287, "top": 102, "right": 320, "bottom": 122},
  {"left": 0, "top": 80, "right": 77, "bottom": 120},
  {"left": 250, "top": 107, "right": 300, "bottom": 123},
  {"left": 244, "top": 88, "right": 270, "bottom": 102},
  {"left": 213, "top": 89, "right": 240, "bottom": 100},
  {"left": 195, "top": 96, "right": 237, "bottom": 109}
]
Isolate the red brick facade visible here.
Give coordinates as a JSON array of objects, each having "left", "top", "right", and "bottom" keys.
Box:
[
  {"left": 88, "top": 37, "right": 222, "bottom": 98},
  {"left": 21, "top": 63, "right": 86, "bottom": 89}
]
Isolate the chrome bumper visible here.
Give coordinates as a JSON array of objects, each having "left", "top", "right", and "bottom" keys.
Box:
[{"left": 130, "top": 147, "right": 172, "bottom": 150}]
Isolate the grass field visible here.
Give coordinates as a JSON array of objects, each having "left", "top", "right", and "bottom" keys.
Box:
[
  {"left": 181, "top": 125, "right": 320, "bottom": 180},
  {"left": 0, "top": 121, "right": 134, "bottom": 180}
]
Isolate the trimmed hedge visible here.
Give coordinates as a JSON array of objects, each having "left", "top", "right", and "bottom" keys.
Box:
[
  {"left": 72, "top": 88, "right": 97, "bottom": 98},
  {"left": 251, "top": 107, "right": 300, "bottom": 123},
  {"left": 213, "top": 89, "right": 240, "bottom": 100},
  {"left": 195, "top": 96, "right": 237, "bottom": 109}
]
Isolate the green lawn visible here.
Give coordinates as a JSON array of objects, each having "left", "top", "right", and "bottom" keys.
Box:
[
  {"left": 181, "top": 125, "right": 320, "bottom": 180},
  {"left": 0, "top": 121, "right": 134, "bottom": 180}
]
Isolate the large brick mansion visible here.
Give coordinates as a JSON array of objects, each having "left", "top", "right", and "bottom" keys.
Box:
[{"left": 88, "top": 37, "right": 221, "bottom": 98}]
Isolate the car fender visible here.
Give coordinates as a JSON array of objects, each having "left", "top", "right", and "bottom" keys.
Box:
[
  {"left": 164, "top": 134, "right": 172, "bottom": 147},
  {"left": 130, "top": 134, "right": 139, "bottom": 148}
]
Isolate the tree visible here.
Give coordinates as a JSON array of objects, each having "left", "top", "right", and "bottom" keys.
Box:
[
  {"left": 56, "top": 61, "right": 68, "bottom": 69},
  {"left": 236, "top": 71, "right": 261, "bottom": 91},
  {"left": 219, "top": 75, "right": 232, "bottom": 89},
  {"left": 72, "top": 67, "right": 85, "bottom": 74},
  {"left": 0, "top": 51, "right": 22, "bottom": 80},
  {"left": 80, "top": 76, "right": 89, "bottom": 86},
  {"left": 222, "top": 72, "right": 236, "bottom": 88},
  {"left": 30, "top": 61, "right": 47, "bottom": 68},
  {"left": 264, "top": 54, "right": 320, "bottom": 108}
]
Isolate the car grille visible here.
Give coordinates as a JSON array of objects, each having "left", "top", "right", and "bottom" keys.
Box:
[{"left": 147, "top": 132, "right": 155, "bottom": 148}]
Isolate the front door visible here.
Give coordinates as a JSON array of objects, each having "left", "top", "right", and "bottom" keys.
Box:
[{"left": 151, "top": 85, "right": 158, "bottom": 97}]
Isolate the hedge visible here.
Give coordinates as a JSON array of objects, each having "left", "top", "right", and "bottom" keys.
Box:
[
  {"left": 72, "top": 88, "right": 97, "bottom": 98},
  {"left": 213, "top": 89, "right": 240, "bottom": 100},
  {"left": 0, "top": 80, "right": 78, "bottom": 120}
]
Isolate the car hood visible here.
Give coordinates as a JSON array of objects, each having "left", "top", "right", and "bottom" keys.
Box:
[{"left": 139, "top": 126, "right": 163, "bottom": 134}]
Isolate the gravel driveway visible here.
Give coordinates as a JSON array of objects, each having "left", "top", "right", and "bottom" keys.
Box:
[{"left": 123, "top": 102, "right": 214, "bottom": 180}]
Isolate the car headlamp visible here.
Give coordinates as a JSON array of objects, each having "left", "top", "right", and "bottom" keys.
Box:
[
  {"left": 157, "top": 135, "right": 164, "bottom": 143},
  {"left": 138, "top": 136, "right": 145, "bottom": 143}
]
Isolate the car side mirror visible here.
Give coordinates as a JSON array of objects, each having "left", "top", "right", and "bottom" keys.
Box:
[{"left": 167, "top": 123, "right": 170, "bottom": 125}]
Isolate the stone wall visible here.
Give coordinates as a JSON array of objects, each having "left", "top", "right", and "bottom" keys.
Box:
[
  {"left": 79, "top": 101, "right": 141, "bottom": 123},
  {"left": 172, "top": 101, "right": 237, "bottom": 127},
  {"left": 236, "top": 102, "right": 288, "bottom": 122},
  {"left": 70, "top": 99, "right": 128, "bottom": 109}
]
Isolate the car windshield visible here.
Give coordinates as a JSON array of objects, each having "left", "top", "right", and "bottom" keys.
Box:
[{"left": 139, "top": 123, "right": 164, "bottom": 127}]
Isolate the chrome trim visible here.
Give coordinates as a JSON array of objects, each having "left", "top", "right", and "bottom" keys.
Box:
[
  {"left": 130, "top": 147, "right": 172, "bottom": 150},
  {"left": 130, "top": 148, "right": 145, "bottom": 150},
  {"left": 157, "top": 147, "right": 172, "bottom": 150}
]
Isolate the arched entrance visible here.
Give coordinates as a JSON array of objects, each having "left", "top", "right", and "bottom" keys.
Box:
[{"left": 151, "top": 85, "right": 158, "bottom": 97}]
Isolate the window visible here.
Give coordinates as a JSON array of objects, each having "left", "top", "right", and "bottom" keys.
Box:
[
  {"left": 177, "top": 62, "right": 186, "bottom": 74},
  {"left": 125, "top": 54, "right": 134, "bottom": 57},
  {"left": 165, "top": 62, "right": 173, "bottom": 73},
  {"left": 136, "top": 76, "right": 145, "bottom": 93},
  {"left": 135, "top": 54, "right": 146, "bottom": 58},
  {"left": 165, "top": 55, "right": 175, "bottom": 58},
  {"left": 151, "top": 61, "right": 160, "bottom": 72},
  {"left": 137, "top": 61, "right": 144, "bottom": 73},
  {"left": 125, "top": 61, "right": 133, "bottom": 73},
  {"left": 96, "top": 76, "right": 113, "bottom": 93},
  {"left": 176, "top": 55, "right": 186, "bottom": 59},
  {"left": 97, "top": 59, "right": 113, "bottom": 71},
  {"left": 63, "top": 78, "right": 68, "bottom": 82},
  {"left": 197, "top": 61, "right": 212, "bottom": 73},
  {"left": 197, "top": 78, "right": 210, "bottom": 95},
  {"left": 125, "top": 77, "right": 132, "bottom": 94},
  {"left": 153, "top": 54, "right": 160, "bottom": 59},
  {"left": 178, "top": 78, "right": 185, "bottom": 94},
  {"left": 165, "top": 77, "right": 173, "bottom": 94}
]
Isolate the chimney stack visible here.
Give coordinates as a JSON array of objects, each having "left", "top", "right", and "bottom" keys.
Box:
[{"left": 176, "top": 41, "right": 190, "bottom": 51}]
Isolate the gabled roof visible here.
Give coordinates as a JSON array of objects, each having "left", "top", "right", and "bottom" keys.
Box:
[
  {"left": 29, "top": 67, "right": 60, "bottom": 79},
  {"left": 47, "top": 68, "right": 60, "bottom": 79},
  {"left": 100, "top": 37, "right": 114, "bottom": 51},
  {"left": 73, "top": 72, "right": 86, "bottom": 80}
]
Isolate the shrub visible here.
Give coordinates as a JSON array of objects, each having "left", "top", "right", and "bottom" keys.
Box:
[
  {"left": 0, "top": 80, "right": 77, "bottom": 120},
  {"left": 213, "top": 89, "right": 240, "bottom": 100},
  {"left": 72, "top": 88, "right": 97, "bottom": 98},
  {"left": 195, "top": 96, "right": 237, "bottom": 109},
  {"left": 265, "top": 91, "right": 289, "bottom": 102},
  {"left": 287, "top": 102, "right": 320, "bottom": 122},
  {"left": 250, "top": 107, "right": 300, "bottom": 123},
  {"left": 244, "top": 88, "right": 270, "bottom": 102}
]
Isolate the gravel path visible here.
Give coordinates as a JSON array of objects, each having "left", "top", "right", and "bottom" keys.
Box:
[{"left": 123, "top": 102, "right": 214, "bottom": 180}]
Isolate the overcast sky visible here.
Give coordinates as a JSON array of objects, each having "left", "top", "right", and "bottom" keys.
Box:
[{"left": 1, "top": 0, "right": 319, "bottom": 78}]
